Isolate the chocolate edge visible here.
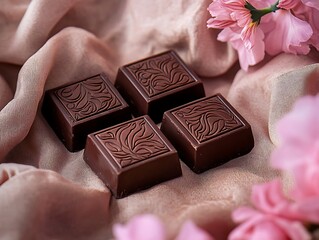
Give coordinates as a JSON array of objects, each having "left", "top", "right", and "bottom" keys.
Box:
[
  {"left": 161, "top": 94, "right": 255, "bottom": 173},
  {"left": 42, "top": 72, "right": 132, "bottom": 152},
  {"left": 84, "top": 115, "right": 182, "bottom": 198}
]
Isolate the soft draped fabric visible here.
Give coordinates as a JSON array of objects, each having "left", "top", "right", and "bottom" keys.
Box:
[{"left": 0, "top": 1, "right": 318, "bottom": 239}]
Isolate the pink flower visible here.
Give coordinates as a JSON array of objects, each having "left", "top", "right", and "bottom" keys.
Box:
[
  {"left": 229, "top": 180, "right": 311, "bottom": 240},
  {"left": 207, "top": 0, "right": 319, "bottom": 71},
  {"left": 271, "top": 95, "right": 319, "bottom": 223},
  {"left": 113, "top": 214, "right": 214, "bottom": 240},
  {"left": 207, "top": 0, "right": 264, "bottom": 69},
  {"left": 207, "top": 0, "right": 257, "bottom": 49},
  {"left": 271, "top": 95, "right": 319, "bottom": 193}
]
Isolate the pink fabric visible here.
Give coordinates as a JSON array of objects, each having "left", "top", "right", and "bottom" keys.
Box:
[{"left": 0, "top": 1, "right": 319, "bottom": 239}]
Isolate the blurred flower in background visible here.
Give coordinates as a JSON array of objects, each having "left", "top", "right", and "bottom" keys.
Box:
[{"left": 229, "top": 94, "right": 319, "bottom": 240}]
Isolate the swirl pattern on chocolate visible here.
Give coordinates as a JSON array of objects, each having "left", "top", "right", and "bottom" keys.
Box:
[
  {"left": 127, "top": 52, "right": 194, "bottom": 97},
  {"left": 173, "top": 96, "right": 243, "bottom": 143},
  {"left": 55, "top": 76, "right": 121, "bottom": 121},
  {"left": 97, "top": 118, "right": 169, "bottom": 168}
]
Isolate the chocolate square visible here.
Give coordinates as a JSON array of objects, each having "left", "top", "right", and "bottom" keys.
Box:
[
  {"left": 42, "top": 73, "right": 131, "bottom": 152},
  {"left": 84, "top": 115, "right": 182, "bottom": 198},
  {"left": 115, "top": 50, "right": 205, "bottom": 123},
  {"left": 161, "top": 94, "right": 254, "bottom": 173}
]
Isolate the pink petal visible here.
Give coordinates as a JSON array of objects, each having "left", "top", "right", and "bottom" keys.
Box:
[
  {"left": 278, "top": 0, "right": 299, "bottom": 9},
  {"left": 265, "top": 10, "right": 313, "bottom": 55},
  {"left": 302, "top": 0, "right": 319, "bottom": 10},
  {"left": 217, "top": 27, "right": 241, "bottom": 42},
  {"left": 291, "top": 143, "right": 319, "bottom": 199},
  {"left": 207, "top": 0, "right": 236, "bottom": 29},
  {"left": 218, "top": 26, "right": 265, "bottom": 71},
  {"left": 229, "top": 213, "right": 267, "bottom": 240},
  {"left": 230, "top": 212, "right": 311, "bottom": 240},
  {"left": 250, "top": 220, "right": 289, "bottom": 239},
  {"left": 233, "top": 27, "right": 265, "bottom": 71},
  {"left": 232, "top": 207, "right": 260, "bottom": 223},
  {"left": 272, "top": 218, "right": 311, "bottom": 240},
  {"left": 251, "top": 180, "right": 285, "bottom": 213}
]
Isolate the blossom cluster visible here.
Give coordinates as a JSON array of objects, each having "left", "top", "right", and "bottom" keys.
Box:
[
  {"left": 207, "top": 0, "right": 319, "bottom": 70},
  {"left": 229, "top": 94, "right": 319, "bottom": 239}
]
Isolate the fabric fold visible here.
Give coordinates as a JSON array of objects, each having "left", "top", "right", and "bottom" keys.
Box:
[{"left": 0, "top": 163, "right": 110, "bottom": 240}]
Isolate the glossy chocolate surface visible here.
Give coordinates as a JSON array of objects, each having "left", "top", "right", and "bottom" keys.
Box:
[
  {"left": 42, "top": 73, "right": 131, "bottom": 152},
  {"left": 161, "top": 94, "right": 254, "bottom": 173},
  {"left": 84, "top": 115, "right": 182, "bottom": 198},
  {"left": 115, "top": 50, "right": 205, "bottom": 123}
]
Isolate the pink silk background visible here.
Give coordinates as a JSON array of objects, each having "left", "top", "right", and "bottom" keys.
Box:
[{"left": 1, "top": 0, "right": 319, "bottom": 239}]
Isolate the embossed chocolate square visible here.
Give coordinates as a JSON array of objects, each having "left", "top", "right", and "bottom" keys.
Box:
[
  {"left": 161, "top": 94, "right": 254, "bottom": 173},
  {"left": 84, "top": 115, "right": 182, "bottom": 198},
  {"left": 115, "top": 50, "right": 205, "bottom": 123},
  {"left": 42, "top": 73, "right": 131, "bottom": 152}
]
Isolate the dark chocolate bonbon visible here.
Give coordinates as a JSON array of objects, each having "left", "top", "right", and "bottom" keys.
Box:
[
  {"left": 84, "top": 115, "right": 182, "bottom": 198},
  {"left": 115, "top": 50, "right": 205, "bottom": 123},
  {"left": 161, "top": 94, "right": 254, "bottom": 173},
  {"left": 42, "top": 73, "right": 131, "bottom": 152}
]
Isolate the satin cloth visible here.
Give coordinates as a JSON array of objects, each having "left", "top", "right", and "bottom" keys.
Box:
[{"left": 1, "top": 1, "right": 319, "bottom": 239}]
